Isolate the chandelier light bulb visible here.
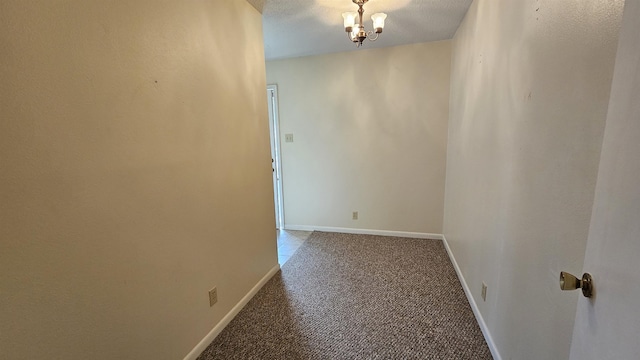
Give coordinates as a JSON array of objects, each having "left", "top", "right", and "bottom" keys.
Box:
[
  {"left": 371, "top": 13, "right": 387, "bottom": 32},
  {"left": 351, "top": 25, "right": 360, "bottom": 38},
  {"left": 342, "top": 12, "right": 357, "bottom": 30}
]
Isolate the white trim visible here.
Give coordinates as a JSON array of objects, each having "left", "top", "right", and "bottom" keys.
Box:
[
  {"left": 267, "top": 84, "right": 285, "bottom": 230},
  {"left": 183, "top": 264, "right": 281, "bottom": 360},
  {"left": 441, "top": 235, "right": 502, "bottom": 360},
  {"left": 284, "top": 224, "right": 443, "bottom": 240}
]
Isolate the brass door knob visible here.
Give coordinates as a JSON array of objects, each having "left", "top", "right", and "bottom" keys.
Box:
[{"left": 559, "top": 271, "right": 593, "bottom": 298}]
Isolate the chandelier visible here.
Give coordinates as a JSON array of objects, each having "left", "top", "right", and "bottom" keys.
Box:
[{"left": 342, "top": 0, "right": 387, "bottom": 47}]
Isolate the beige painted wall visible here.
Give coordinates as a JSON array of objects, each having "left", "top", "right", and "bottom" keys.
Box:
[
  {"left": 570, "top": 1, "right": 640, "bottom": 358},
  {"left": 443, "top": 1, "right": 623, "bottom": 359},
  {"left": 0, "top": 1, "right": 276, "bottom": 359},
  {"left": 266, "top": 41, "right": 451, "bottom": 234}
]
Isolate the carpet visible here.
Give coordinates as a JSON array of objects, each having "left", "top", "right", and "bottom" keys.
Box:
[{"left": 197, "top": 231, "right": 492, "bottom": 359}]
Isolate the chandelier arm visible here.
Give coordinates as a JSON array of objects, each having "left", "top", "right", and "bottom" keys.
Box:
[{"left": 367, "top": 31, "right": 379, "bottom": 41}]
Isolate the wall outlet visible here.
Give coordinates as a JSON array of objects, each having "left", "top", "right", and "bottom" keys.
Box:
[
  {"left": 209, "top": 287, "right": 218, "bottom": 307},
  {"left": 285, "top": 133, "right": 294, "bottom": 142},
  {"left": 352, "top": 211, "right": 358, "bottom": 220},
  {"left": 481, "top": 282, "right": 487, "bottom": 301}
]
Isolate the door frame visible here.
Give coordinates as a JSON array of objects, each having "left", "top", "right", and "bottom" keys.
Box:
[{"left": 267, "top": 84, "right": 285, "bottom": 229}]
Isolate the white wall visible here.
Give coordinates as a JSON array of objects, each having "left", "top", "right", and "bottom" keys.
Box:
[
  {"left": 443, "top": 1, "right": 623, "bottom": 359},
  {"left": 266, "top": 41, "right": 451, "bottom": 234},
  {"left": 570, "top": 0, "right": 640, "bottom": 358},
  {"left": 0, "top": 1, "right": 275, "bottom": 359}
]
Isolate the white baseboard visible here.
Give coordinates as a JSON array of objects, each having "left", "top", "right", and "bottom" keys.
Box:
[
  {"left": 441, "top": 235, "right": 502, "bottom": 360},
  {"left": 183, "top": 264, "right": 281, "bottom": 360},
  {"left": 284, "top": 224, "right": 443, "bottom": 240}
]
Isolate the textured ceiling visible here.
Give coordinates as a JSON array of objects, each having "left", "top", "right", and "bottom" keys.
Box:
[
  {"left": 258, "top": 0, "right": 473, "bottom": 60},
  {"left": 247, "top": 0, "right": 264, "bottom": 13}
]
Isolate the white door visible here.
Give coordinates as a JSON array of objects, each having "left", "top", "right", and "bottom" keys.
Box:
[
  {"left": 267, "top": 85, "right": 284, "bottom": 229},
  {"left": 569, "top": 1, "right": 640, "bottom": 359}
]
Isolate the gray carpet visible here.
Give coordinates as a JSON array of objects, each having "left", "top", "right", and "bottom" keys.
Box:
[{"left": 197, "top": 232, "right": 492, "bottom": 359}]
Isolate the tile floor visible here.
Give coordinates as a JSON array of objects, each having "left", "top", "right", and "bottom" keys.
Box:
[{"left": 277, "top": 229, "right": 312, "bottom": 265}]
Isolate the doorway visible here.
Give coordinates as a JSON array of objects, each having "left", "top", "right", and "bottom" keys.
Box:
[{"left": 267, "top": 85, "right": 284, "bottom": 230}]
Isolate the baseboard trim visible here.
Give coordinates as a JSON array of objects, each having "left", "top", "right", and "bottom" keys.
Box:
[
  {"left": 442, "top": 235, "right": 502, "bottom": 360},
  {"left": 284, "top": 225, "right": 443, "bottom": 240},
  {"left": 183, "top": 264, "right": 281, "bottom": 360}
]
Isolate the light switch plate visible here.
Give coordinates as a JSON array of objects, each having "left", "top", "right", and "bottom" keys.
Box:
[
  {"left": 209, "top": 287, "right": 217, "bottom": 307},
  {"left": 285, "top": 133, "right": 294, "bottom": 142}
]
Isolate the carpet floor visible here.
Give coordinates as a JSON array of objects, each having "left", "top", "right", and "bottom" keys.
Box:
[{"left": 197, "top": 232, "right": 492, "bottom": 359}]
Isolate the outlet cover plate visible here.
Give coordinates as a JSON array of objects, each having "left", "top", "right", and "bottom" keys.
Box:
[{"left": 481, "top": 282, "right": 487, "bottom": 301}]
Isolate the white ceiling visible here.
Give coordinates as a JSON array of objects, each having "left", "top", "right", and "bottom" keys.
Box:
[{"left": 251, "top": 0, "right": 473, "bottom": 61}]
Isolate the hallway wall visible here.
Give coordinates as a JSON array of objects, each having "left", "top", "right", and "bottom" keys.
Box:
[
  {"left": 443, "top": 0, "right": 624, "bottom": 359},
  {"left": 0, "top": 1, "right": 275, "bottom": 359}
]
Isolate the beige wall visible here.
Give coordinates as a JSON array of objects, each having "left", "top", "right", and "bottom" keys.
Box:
[
  {"left": 0, "top": 1, "right": 275, "bottom": 359},
  {"left": 570, "top": 1, "right": 640, "bottom": 358},
  {"left": 266, "top": 41, "right": 451, "bottom": 234},
  {"left": 443, "top": 1, "right": 623, "bottom": 359}
]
